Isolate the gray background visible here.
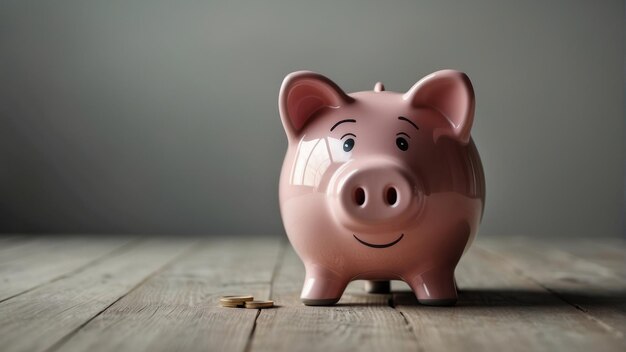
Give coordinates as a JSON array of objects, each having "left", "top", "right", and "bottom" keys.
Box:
[{"left": 0, "top": 0, "right": 623, "bottom": 237}]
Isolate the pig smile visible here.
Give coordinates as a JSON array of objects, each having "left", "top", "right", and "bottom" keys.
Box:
[{"left": 353, "top": 234, "right": 404, "bottom": 248}]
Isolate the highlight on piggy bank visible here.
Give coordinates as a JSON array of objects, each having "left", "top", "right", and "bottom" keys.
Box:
[{"left": 278, "top": 70, "right": 485, "bottom": 306}]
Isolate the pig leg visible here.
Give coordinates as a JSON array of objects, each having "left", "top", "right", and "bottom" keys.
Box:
[
  {"left": 406, "top": 267, "right": 457, "bottom": 306},
  {"left": 364, "top": 280, "right": 391, "bottom": 293},
  {"left": 406, "top": 221, "right": 468, "bottom": 305},
  {"left": 300, "top": 266, "right": 348, "bottom": 306}
]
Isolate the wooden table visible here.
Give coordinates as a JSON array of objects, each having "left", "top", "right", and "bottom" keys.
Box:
[{"left": 0, "top": 235, "right": 624, "bottom": 352}]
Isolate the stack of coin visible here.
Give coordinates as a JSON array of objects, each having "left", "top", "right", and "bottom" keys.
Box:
[
  {"left": 220, "top": 295, "right": 254, "bottom": 308},
  {"left": 219, "top": 295, "right": 274, "bottom": 309},
  {"left": 244, "top": 300, "right": 274, "bottom": 309}
]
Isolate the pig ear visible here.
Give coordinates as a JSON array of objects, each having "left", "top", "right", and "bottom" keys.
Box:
[
  {"left": 403, "top": 70, "right": 475, "bottom": 144},
  {"left": 279, "top": 71, "right": 353, "bottom": 139}
]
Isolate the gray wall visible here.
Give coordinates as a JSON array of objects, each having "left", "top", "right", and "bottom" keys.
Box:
[{"left": 0, "top": 0, "right": 623, "bottom": 237}]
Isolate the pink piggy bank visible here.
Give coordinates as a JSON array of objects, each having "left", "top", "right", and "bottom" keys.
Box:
[{"left": 278, "top": 70, "right": 485, "bottom": 306}]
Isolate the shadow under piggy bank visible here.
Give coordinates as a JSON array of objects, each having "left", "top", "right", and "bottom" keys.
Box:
[{"left": 338, "top": 288, "right": 626, "bottom": 309}]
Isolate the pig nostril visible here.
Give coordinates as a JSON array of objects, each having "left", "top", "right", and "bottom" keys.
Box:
[
  {"left": 354, "top": 187, "right": 366, "bottom": 206},
  {"left": 385, "top": 187, "right": 398, "bottom": 206}
]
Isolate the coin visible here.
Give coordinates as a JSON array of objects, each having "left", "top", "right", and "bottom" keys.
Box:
[
  {"left": 220, "top": 302, "right": 244, "bottom": 308},
  {"left": 220, "top": 295, "right": 254, "bottom": 305},
  {"left": 244, "top": 300, "right": 274, "bottom": 309}
]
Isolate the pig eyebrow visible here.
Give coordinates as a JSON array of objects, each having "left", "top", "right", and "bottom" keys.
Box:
[
  {"left": 330, "top": 119, "right": 356, "bottom": 131},
  {"left": 398, "top": 116, "right": 419, "bottom": 130}
]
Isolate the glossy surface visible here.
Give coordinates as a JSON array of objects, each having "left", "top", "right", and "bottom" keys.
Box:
[{"left": 278, "top": 70, "right": 485, "bottom": 305}]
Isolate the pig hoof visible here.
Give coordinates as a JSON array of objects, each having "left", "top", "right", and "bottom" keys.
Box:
[
  {"left": 364, "top": 280, "right": 391, "bottom": 294},
  {"left": 418, "top": 298, "right": 457, "bottom": 306},
  {"left": 301, "top": 298, "right": 340, "bottom": 306}
]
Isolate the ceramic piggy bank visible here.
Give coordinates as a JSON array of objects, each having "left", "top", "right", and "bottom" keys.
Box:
[{"left": 278, "top": 70, "right": 485, "bottom": 306}]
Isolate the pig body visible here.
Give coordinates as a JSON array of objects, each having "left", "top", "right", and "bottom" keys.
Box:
[{"left": 278, "top": 70, "right": 485, "bottom": 306}]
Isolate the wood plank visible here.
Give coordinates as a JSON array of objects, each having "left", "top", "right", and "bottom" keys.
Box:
[
  {"left": 0, "top": 236, "right": 43, "bottom": 253},
  {"left": 1, "top": 236, "right": 622, "bottom": 352},
  {"left": 0, "top": 237, "right": 131, "bottom": 302},
  {"left": 0, "top": 235, "right": 25, "bottom": 246},
  {"left": 0, "top": 239, "right": 193, "bottom": 352},
  {"left": 53, "top": 237, "right": 283, "bottom": 352},
  {"left": 499, "top": 237, "right": 626, "bottom": 277},
  {"left": 248, "top": 245, "right": 419, "bottom": 352},
  {"left": 478, "top": 237, "right": 626, "bottom": 338},
  {"left": 548, "top": 238, "right": 626, "bottom": 278},
  {"left": 393, "top": 243, "right": 626, "bottom": 352}
]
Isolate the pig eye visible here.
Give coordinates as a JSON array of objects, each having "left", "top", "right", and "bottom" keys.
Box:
[
  {"left": 343, "top": 138, "right": 355, "bottom": 152},
  {"left": 396, "top": 137, "right": 409, "bottom": 151}
]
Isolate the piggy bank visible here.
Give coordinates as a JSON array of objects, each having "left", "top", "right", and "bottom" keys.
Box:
[{"left": 278, "top": 70, "right": 485, "bottom": 306}]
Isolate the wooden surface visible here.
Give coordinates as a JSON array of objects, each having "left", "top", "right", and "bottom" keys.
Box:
[{"left": 0, "top": 236, "right": 624, "bottom": 352}]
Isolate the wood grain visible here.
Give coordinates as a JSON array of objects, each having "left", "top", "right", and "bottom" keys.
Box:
[
  {"left": 0, "top": 237, "right": 131, "bottom": 302},
  {"left": 54, "top": 238, "right": 283, "bottom": 352},
  {"left": 548, "top": 238, "right": 626, "bottom": 278},
  {"left": 0, "top": 239, "right": 193, "bottom": 352},
  {"left": 477, "top": 237, "right": 626, "bottom": 338},
  {"left": 392, "top": 241, "right": 625, "bottom": 352},
  {"left": 0, "top": 236, "right": 623, "bottom": 352},
  {"left": 248, "top": 245, "right": 419, "bottom": 352}
]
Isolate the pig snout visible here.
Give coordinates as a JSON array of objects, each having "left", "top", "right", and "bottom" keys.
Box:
[{"left": 330, "top": 159, "right": 421, "bottom": 232}]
